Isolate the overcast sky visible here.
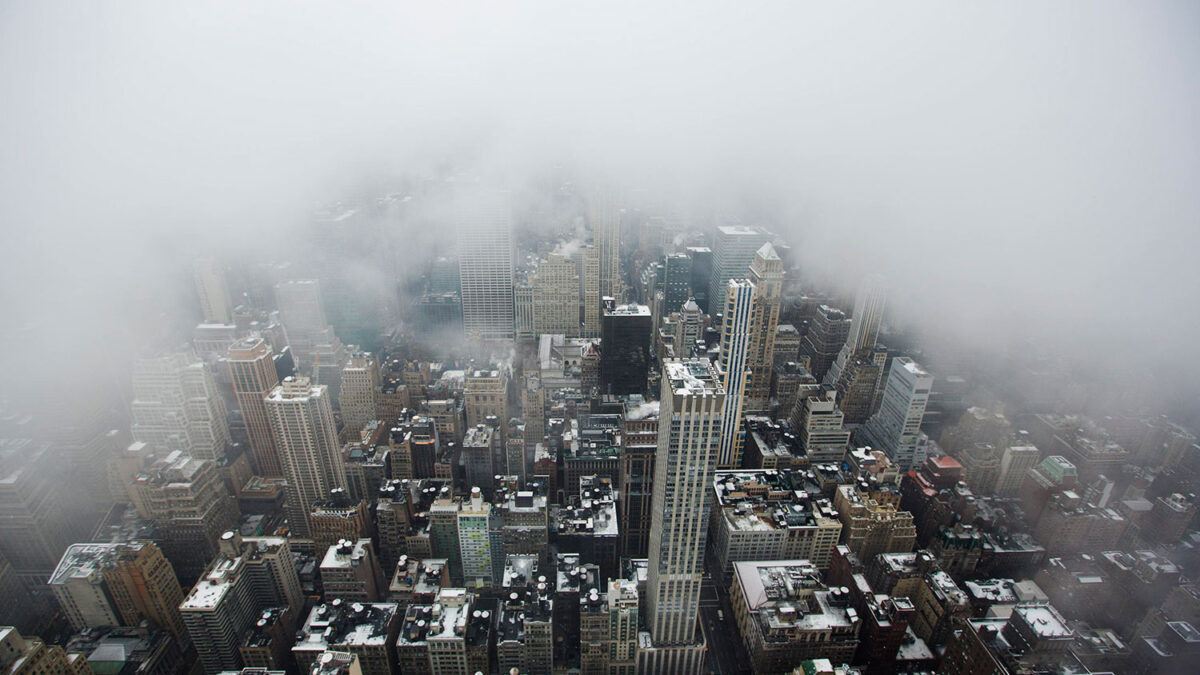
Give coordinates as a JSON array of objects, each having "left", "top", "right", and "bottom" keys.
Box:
[{"left": 2, "top": 2, "right": 1198, "bottom": 416}]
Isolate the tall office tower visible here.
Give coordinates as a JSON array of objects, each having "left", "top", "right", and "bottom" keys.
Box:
[
  {"left": 514, "top": 284, "right": 535, "bottom": 340},
  {"left": 716, "top": 280, "right": 755, "bottom": 469},
  {"left": 193, "top": 257, "right": 232, "bottom": 325},
  {"left": 831, "top": 355, "right": 884, "bottom": 425},
  {"left": 127, "top": 450, "right": 239, "bottom": 582},
  {"left": 275, "top": 279, "right": 328, "bottom": 355},
  {"left": 860, "top": 357, "right": 934, "bottom": 471},
  {"left": 532, "top": 253, "right": 581, "bottom": 337},
  {"left": 131, "top": 351, "right": 230, "bottom": 462},
  {"left": 685, "top": 247, "right": 713, "bottom": 314},
  {"left": 0, "top": 439, "right": 86, "bottom": 585},
  {"left": 620, "top": 401, "right": 659, "bottom": 558},
  {"left": 181, "top": 532, "right": 304, "bottom": 675},
  {"left": 523, "top": 374, "right": 545, "bottom": 454},
  {"left": 264, "top": 377, "right": 347, "bottom": 537},
  {"left": 640, "top": 360, "right": 725, "bottom": 675},
  {"left": 798, "top": 305, "right": 851, "bottom": 381},
  {"left": 581, "top": 245, "right": 602, "bottom": 338},
  {"left": 660, "top": 254, "right": 692, "bottom": 316},
  {"left": 339, "top": 352, "right": 379, "bottom": 437},
  {"left": 708, "top": 226, "right": 770, "bottom": 318},
  {"left": 457, "top": 488, "right": 493, "bottom": 588},
  {"left": 825, "top": 276, "right": 887, "bottom": 386},
  {"left": 996, "top": 445, "right": 1041, "bottom": 496},
  {"left": 457, "top": 190, "right": 514, "bottom": 341},
  {"left": 590, "top": 190, "right": 622, "bottom": 301},
  {"left": 599, "top": 303, "right": 652, "bottom": 395},
  {"left": 428, "top": 491, "right": 463, "bottom": 584},
  {"left": 744, "top": 244, "right": 783, "bottom": 412},
  {"left": 798, "top": 388, "right": 853, "bottom": 462},
  {"left": 607, "top": 579, "right": 639, "bottom": 675},
  {"left": 49, "top": 542, "right": 185, "bottom": 637},
  {"left": 227, "top": 337, "right": 282, "bottom": 476}
]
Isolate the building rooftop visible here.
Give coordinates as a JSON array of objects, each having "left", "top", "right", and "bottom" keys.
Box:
[
  {"left": 49, "top": 542, "right": 149, "bottom": 586},
  {"left": 664, "top": 359, "right": 722, "bottom": 395},
  {"left": 320, "top": 539, "right": 372, "bottom": 571},
  {"left": 294, "top": 600, "right": 398, "bottom": 653}
]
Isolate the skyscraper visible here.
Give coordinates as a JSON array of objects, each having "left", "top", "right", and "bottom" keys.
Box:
[
  {"left": 825, "top": 275, "right": 887, "bottom": 387},
  {"left": 860, "top": 357, "right": 934, "bottom": 471},
  {"left": 599, "top": 303, "right": 652, "bottom": 395},
  {"left": 708, "top": 226, "right": 770, "bottom": 317},
  {"left": 532, "top": 252, "right": 581, "bottom": 336},
  {"left": 744, "top": 243, "right": 783, "bottom": 412},
  {"left": 799, "top": 305, "right": 851, "bottom": 381},
  {"left": 227, "top": 337, "right": 282, "bottom": 476},
  {"left": 660, "top": 254, "right": 692, "bottom": 317},
  {"left": 590, "top": 190, "right": 622, "bottom": 301},
  {"left": 339, "top": 351, "right": 380, "bottom": 437},
  {"left": 181, "top": 533, "right": 304, "bottom": 675},
  {"left": 640, "top": 360, "right": 725, "bottom": 674},
  {"left": 264, "top": 377, "right": 347, "bottom": 537},
  {"left": 275, "top": 279, "right": 348, "bottom": 395},
  {"left": 685, "top": 246, "right": 713, "bottom": 315},
  {"left": 581, "top": 245, "right": 602, "bottom": 339},
  {"left": 716, "top": 280, "right": 755, "bottom": 469},
  {"left": 193, "top": 257, "right": 232, "bottom": 325},
  {"left": 457, "top": 487, "right": 493, "bottom": 588},
  {"left": 457, "top": 190, "right": 514, "bottom": 341},
  {"left": 131, "top": 351, "right": 230, "bottom": 462},
  {"left": 49, "top": 542, "right": 184, "bottom": 637}
]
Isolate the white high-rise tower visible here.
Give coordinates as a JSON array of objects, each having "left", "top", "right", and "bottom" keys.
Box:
[
  {"left": 131, "top": 350, "right": 230, "bottom": 462},
  {"left": 457, "top": 190, "right": 514, "bottom": 341},
  {"left": 193, "top": 257, "right": 231, "bottom": 325},
  {"left": 716, "top": 280, "right": 755, "bottom": 469},
  {"left": 859, "top": 357, "right": 933, "bottom": 471},
  {"left": 825, "top": 275, "right": 887, "bottom": 386},
  {"left": 639, "top": 359, "right": 725, "bottom": 675},
  {"left": 264, "top": 376, "right": 347, "bottom": 536}
]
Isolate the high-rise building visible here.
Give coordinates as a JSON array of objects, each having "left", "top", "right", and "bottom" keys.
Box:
[
  {"left": 833, "top": 485, "right": 917, "bottom": 561},
  {"left": 463, "top": 366, "right": 508, "bottom": 430},
  {"left": 798, "top": 305, "right": 851, "bottom": 382},
  {"left": 590, "top": 190, "right": 622, "bottom": 301},
  {"left": 0, "top": 439, "right": 87, "bottom": 584},
  {"left": 581, "top": 245, "right": 602, "bottom": 339},
  {"left": 127, "top": 450, "right": 239, "bottom": 583},
  {"left": 599, "top": 303, "right": 651, "bottom": 396},
  {"left": 227, "top": 337, "right": 283, "bottom": 476},
  {"left": 49, "top": 542, "right": 184, "bottom": 637},
  {"left": 716, "top": 280, "right": 755, "bottom": 469},
  {"left": 457, "top": 488, "right": 493, "bottom": 588},
  {"left": 639, "top": 360, "right": 725, "bottom": 674},
  {"left": 180, "top": 533, "right": 304, "bottom": 675},
  {"left": 798, "top": 388, "right": 852, "bottom": 463},
  {"left": 825, "top": 276, "right": 887, "bottom": 386},
  {"left": 275, "top": 279, "right": 347, "bottom": 398},
  {"left": 457, "top": 191, "right": 514, "bottom": 341},
  {"left": 996, "top": 445, "right": 1041, "bottom": 497},
  {"left": 264, "top": 377, "right": 347, "bottom": 537},
  {"left": 685, "top": 247, "right": 713, "bottom": 315},
  {"left": 532, "top": 253, "right": 581, "bottom": 337},
  {"left": 708, "top": 226, "right": 770, "bottom": 318},
  {"left": 743, "top": 243, "right": 783, "bottom": 412},
  {"left": 607, "top": 579, "right": 639, "bottom": 675},
  {"left": 193, "top": 257, "right": 232, "bottom": 325},
  {"left": 660, "top": 254, "right": 692, "bottom": 317},
  {"left": 131, "top": 351, "right": 230, "bottom": 462},
  {"left": 860, "top": 357, "right": 934, "bottom": 471},
  {"left": 339, "top": 352, "right": 379, "bottom": 438}
]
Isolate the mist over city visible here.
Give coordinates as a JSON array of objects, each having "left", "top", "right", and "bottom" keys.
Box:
[{"left": 1, "top": 3, "right": 1198, "bottom": 675}]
